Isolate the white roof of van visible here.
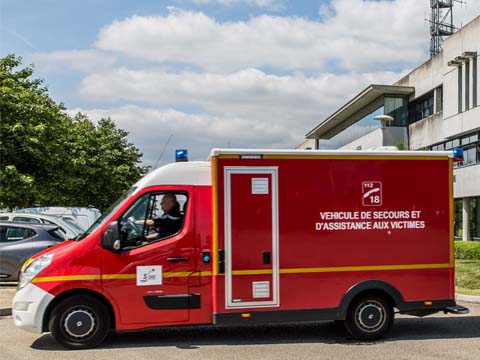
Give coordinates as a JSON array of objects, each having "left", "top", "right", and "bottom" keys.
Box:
[
  {"left": 210, "top": 148, "right": 453, "bottom": 158},
  {"left": 134, "top": 161, "right": 212, "bottom": 191}
]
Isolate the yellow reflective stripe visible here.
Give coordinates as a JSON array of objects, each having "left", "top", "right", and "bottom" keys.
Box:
[
  {"left": 279, "top": 263, "right": 451, "bottom": 274},
  {"left": 32, "top": 275, "right": 101, "bottom": 283},
  {"left": 449, "top": 158, "right": 455, "bottom": 266},
  {"left": 102, "top": 274, "right": 136, "bottom": 280},
  {"left": 228, "top": 263, "right": 451, "bottom": 276},
  {"left": 212, "top": 155, "right": 219, "bottom": 276},
  {"left": 32, "top": 271, "right": 214, "bottom": 283},
  {"left": 232, "top": 269, "right": 273, "bottom": 275},
  {"left": 218, "top": 154, "right": 240, "bottom": 159},
  {"left": 32, "top": 264, "right": 451, "bottom": 283}
]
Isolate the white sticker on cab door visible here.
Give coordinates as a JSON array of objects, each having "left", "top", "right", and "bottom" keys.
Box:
[{"left": 136, "top": 266, "right": 162, "bottom": 286}]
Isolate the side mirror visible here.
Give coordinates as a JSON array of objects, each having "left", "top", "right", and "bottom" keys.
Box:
[{"left": 102, "top": 221, "right": 121, "bottom": 253}]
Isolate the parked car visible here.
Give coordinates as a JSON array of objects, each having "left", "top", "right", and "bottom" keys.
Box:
[
  {"left": 15, "top": 207, "right": 101, "bottom": 231},
  {"left": 0, "top": 222, "right": 67, "bottom": 281},
  {"left": 0, "top": 213, "right": 84, "bottom": 239}
]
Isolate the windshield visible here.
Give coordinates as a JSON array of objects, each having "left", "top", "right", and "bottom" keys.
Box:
[{"left": 76, "top": 187, "right": 137, "bottom": 241}]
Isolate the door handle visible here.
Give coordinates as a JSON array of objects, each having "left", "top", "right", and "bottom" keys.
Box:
[
  {"left": 167, "top": 257, "right": 189, "bottom": 262},
  {"left": 263, "top": 251, "right": 271, "bottom": 265}
]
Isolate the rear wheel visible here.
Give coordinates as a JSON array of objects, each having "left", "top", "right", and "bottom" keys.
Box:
[
  {"left": 49, "top": 295, "right": 110, "bottom": 349},
  {"left": 344, "top": 295, "right": 393, "bottom": 340}
]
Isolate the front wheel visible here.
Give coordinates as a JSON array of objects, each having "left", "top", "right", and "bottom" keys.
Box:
[
  {"left": 344, "top": 295, "right": 394, "bottom": 340},
  {"left": 49, "top": 295, "right": 111, "bottom": 349}
]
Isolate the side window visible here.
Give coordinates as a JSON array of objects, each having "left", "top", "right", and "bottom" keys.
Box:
[
  {"left": 0, "top": 216, "right": 9, "bottom": 221},
  {"left": 23, "top": 229, "right": 37, "bottom": 239},
  {"left": 48, "top": 229, "right": 66, "bottom": 241},
  {"left": 119, "top": 191, "right": 188, "bottom": 250},
  {"left": 13, "top": 217, "right": 40, "bottom": 223},
  {"left": 0, "top": 226, "right": 29, "bottom": 242}
]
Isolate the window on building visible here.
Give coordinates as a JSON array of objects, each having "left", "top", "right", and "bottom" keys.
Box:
[
  {"left": 466, "top": 60, "right": 470, "bottom": 110},
  {"left": 317, "top": 105, "right": 384, "bottom": 149},
  {"left": 458, "top": 65, "right": 463, "bottom": 113},
  {"left": 454, "top": 199, "right": 463, "bottom": 240},
  {"left": 435, "top": 85, "right": 443, "bottom": 112},
  {"left": 384, "top": 95, "right": 408, "bottom": 126},
  {"left": 411, "top": 93, "right": 434, "bottom": 123},
  {"left": 430, "top": 131, "right": 480, "bottom": 169},
  {"left": 472, "top": 197, "right": 480, "bottom": 240},
  {"left": 474, "top": 57, "right": 478, "bottom": 108}
]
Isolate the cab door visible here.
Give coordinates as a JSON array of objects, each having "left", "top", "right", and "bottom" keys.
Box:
[{"left": 101, "top": 187, "right": 196, "bottom": 325}]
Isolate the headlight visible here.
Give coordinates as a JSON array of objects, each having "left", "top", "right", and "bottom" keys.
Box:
[{"left": 18, "top": 253, "right": 54, "bottom": 290}]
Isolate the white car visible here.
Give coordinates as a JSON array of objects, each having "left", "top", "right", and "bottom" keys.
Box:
[
  {"left": 14, "top": 207, "right": 101, "bottom": 231},
  {"left": 0, "top": 213, "right": 84, "bottom": 239}
]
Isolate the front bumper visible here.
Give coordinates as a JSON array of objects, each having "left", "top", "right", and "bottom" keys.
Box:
[{"left": 12, "top": 283, "right": 55, "bottom": 334}]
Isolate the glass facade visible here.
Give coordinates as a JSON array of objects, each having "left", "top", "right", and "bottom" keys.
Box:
[
  {"left": 385, "top": 95, "right": 408, "bottom": 126},
  {"left": 431, "top": 131, "right": 480, "bottom": 168},
  {"left": 318, "top": 106, "right": 384, "bottom": 150},
  {"left": 318, "top": 94, "right": 409, "bottom": 150},
  {"left": 454, "top": 197, "right": 480, "bottom": 241},
  {"left": 410, "top": 91, "right": 434, "bottom": 123}
]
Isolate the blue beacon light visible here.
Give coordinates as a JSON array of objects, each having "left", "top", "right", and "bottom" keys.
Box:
[
  {"left": 452, "top": 147, "right": 464, "bottom": 162},
  {"left": 175, "top": 149, "right": 188, "bottom": 162}
]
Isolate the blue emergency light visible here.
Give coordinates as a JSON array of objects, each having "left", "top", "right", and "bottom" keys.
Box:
[
  {"left": 175, "top": 149, "right": 188, "bottom": 162},
  {"left": 453, "top": 147, "right": 464, "bottom": 162}
]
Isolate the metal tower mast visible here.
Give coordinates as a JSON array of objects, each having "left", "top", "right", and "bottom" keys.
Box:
[{"left": 429, "top": 0, "right": 456, "bottom": 57}]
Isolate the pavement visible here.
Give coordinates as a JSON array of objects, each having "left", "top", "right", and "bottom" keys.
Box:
[
  {"left": 1, "top": 283, "right": 479, "bottom": 317},
  {"left": 0, "top": 284, "right": 16, "bottom": 316}
]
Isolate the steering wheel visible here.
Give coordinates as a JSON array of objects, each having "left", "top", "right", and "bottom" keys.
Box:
[{"left": 121, "top": 217, "right": 142, "bottom": 241}]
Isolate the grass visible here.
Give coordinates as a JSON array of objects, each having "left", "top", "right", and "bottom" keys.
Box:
[{"left": 455, "top": 260, "right": 480, "bottom": 295}]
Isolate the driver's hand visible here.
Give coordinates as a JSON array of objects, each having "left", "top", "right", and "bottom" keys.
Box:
[{"left": 146, "top": 219, "right": 155, "bottom": 227}]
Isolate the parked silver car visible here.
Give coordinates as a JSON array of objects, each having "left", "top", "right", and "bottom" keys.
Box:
[
  {"left": 0, "top": 213, "right": 84, "bottom": 239},
  {"left": 15, "top": 206, "right": 101, "bottom": 231},
  {"left": 0, "top": 222, "right": 67, "bottom": 281}
]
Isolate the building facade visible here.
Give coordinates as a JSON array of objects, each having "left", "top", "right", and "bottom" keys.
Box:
[{"left": 300, "top": 16, "right": 480, "bottom": 241}]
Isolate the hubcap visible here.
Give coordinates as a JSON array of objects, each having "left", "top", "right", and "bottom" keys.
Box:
[
  {"left": 355, "top": 300, "right": 386, "bottom": 332},
  {"left": 63, "top": 309, "right": 96, "bottom": 338}
]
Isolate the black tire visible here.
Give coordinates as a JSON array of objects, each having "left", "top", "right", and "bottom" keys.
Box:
[
  {"left": 49, "top": 295, "right": 111, "bottom": 349},
  {"left": 344, "top": 295, "right": 394, "bottom": 341}
]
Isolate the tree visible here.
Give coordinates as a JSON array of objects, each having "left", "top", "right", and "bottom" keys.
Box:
[{"left": 0, "top": 55, "right": 148, "bottom": 211}]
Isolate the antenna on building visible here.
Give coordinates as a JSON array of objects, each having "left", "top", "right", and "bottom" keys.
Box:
[{"left": 427, "top": 0, "right": 466, "bottom": 57}]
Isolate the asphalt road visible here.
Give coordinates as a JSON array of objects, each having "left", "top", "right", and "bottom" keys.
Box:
[{"left": 1, "top": 301, "right": 479, "bottom": 360}]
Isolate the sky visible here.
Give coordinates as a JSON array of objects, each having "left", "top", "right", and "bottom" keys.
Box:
[{"left": 2, "top": 0, "right": 479, "bottom": 167}]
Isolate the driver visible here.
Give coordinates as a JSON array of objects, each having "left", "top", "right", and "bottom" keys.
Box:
[{"left": 145, "top": 193, "right": 183, "bottom": 240}]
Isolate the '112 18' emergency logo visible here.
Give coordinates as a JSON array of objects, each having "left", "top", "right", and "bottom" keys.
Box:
[{"left": 362, "top": 181, "right": 382, "bottom": 206}]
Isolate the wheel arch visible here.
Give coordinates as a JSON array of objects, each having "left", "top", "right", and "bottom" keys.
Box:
[
  {"left": 43, "top": 288, "right": 116, "bottom": 332},
  {"left": 338, "top": 280, "right": 404, "bottom": 319}
]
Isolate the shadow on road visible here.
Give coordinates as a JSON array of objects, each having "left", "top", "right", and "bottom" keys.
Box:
[{"left": 31, "top": 315, "right": 480, "bottom": 351}]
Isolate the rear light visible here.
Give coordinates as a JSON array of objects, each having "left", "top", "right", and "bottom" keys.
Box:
[{"left": 453, "top": 147, "right": 464, "bottom": 162}]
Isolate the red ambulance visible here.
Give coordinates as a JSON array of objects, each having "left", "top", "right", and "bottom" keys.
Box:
[{"left": 12, "top": 149, "right": 468, "bottom": 349}]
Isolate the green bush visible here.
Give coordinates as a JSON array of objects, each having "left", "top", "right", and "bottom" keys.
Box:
[{"left": 455, "top": 241, "right": 480, "bottom": 260}]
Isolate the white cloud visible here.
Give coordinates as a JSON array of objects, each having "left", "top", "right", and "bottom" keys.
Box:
[
  {"left": 67, "top": 105, "right": 293, "bottom": 167},
  {"left": 78, "top": 67, "right": 402, "bottom": 122},
  {"left": 31, "top": 50, "right": 116, "bottom": 73},
  {"left": 94, "top": 1, "right": 429, "bottom": 73},
  {"left": 74, "top": 68, "right": 403, "bottom": 165},
  {"left": 186, "top": 0, "right": 282, "bottom": 10}
]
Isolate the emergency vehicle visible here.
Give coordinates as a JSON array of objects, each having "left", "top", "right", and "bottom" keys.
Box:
[{"left": 12, "top": 149, "right": 468, "bottom": 349}]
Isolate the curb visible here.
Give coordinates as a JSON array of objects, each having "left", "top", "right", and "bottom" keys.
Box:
[
  {"left": 0, "top": 308, "right": 12, "bottom": 316},
  {"left": 456, "top": 293, "right": 480, "bottom": 304}
]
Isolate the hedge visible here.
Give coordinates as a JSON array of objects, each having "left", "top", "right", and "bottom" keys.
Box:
[{"left": 455, "top": 241, "right": 480, "bottom": 260}]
